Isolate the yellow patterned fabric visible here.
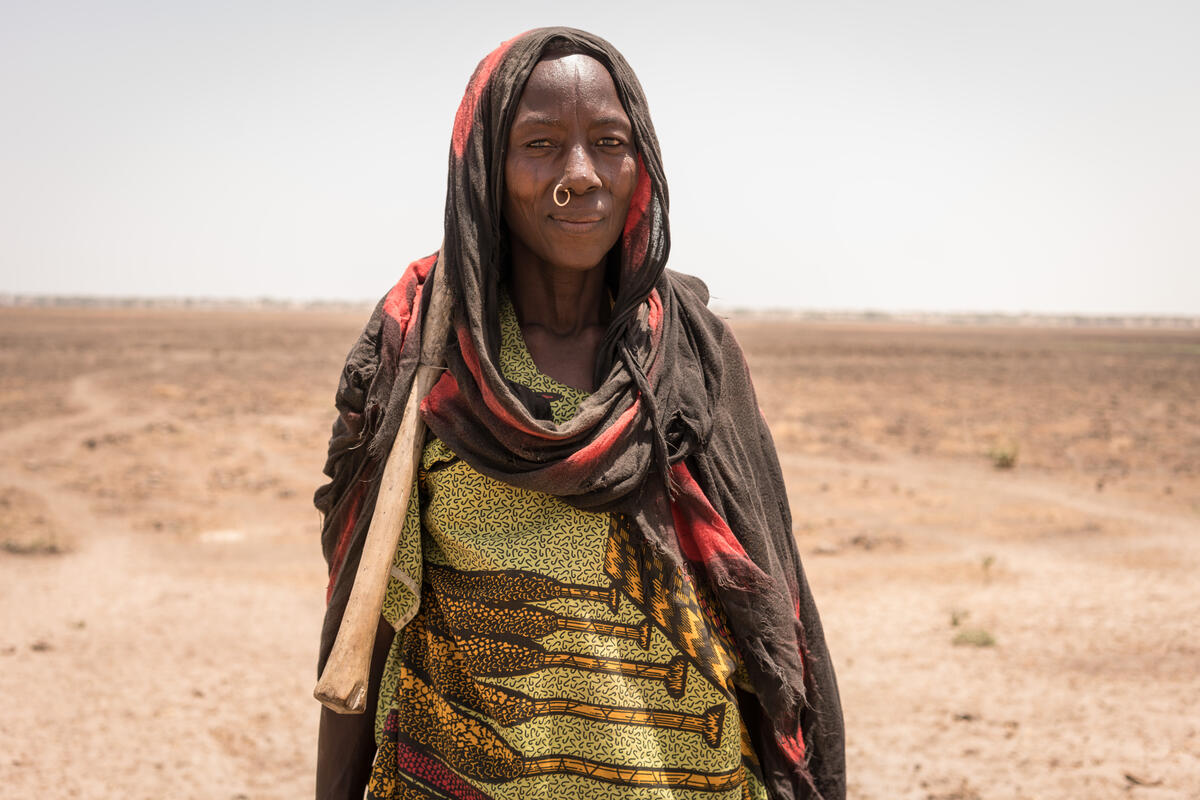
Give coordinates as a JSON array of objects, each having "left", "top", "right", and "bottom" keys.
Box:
[{"left": 370, "top": 295, "right": 766, "bottom": 800}]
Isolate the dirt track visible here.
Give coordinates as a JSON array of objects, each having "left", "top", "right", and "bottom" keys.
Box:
[{"left": 1, "top": 308, "right": 1197, "bottom": 799}]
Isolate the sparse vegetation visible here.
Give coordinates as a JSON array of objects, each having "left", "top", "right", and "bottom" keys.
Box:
[
  {"left": 1, "top": 536, "right": 66, "bottom": 556},
  {"left": 926, "top": 779, "right": 983, "bottom": 800},
  {"left": 987, "top": 441, "right": 1019, "bottom": 469},
  {"left": 980, "top": 554, "right": 996, "bottom": 582},
  {"left": 953, "top": 628, "right": 996, "bottom": 648}
]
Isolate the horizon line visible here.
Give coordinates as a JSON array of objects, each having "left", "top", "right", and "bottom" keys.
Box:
[{"left": 4, "top": 293, "right": 1199, "bottom": 329}]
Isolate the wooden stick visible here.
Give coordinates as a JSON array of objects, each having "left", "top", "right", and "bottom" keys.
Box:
[{"left": 313, "top": 254, "right": 452, "bottom": 714}]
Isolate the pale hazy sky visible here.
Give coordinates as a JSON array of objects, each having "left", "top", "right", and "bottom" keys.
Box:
[{"left": 2, "top": 0, "right": 1198, "bottom": 314}]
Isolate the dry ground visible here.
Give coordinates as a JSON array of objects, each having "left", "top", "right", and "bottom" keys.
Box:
[{"left": 1, "top": 307, "right": 1197, "bottom": 799}]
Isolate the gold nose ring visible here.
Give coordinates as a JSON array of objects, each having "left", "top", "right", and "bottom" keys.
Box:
[{"left": 553, "top": 184, "right": 571, "bottom": 207}]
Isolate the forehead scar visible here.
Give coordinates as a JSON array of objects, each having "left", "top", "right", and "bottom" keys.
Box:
[{"left": 514, "top": 113, "right": 563, "bottom": 127}]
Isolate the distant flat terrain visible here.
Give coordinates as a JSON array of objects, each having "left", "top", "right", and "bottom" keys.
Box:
[{"left": 1, "top": 308, "right": 1197, "bottom": 799}]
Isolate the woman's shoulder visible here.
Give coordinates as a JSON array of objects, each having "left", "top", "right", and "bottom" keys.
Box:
[
  {"left": 664, "top": 268, "right": 710, "bottom": 307},
  {"left": 664, "top": 269, "right": 740, "bottom": 347}
]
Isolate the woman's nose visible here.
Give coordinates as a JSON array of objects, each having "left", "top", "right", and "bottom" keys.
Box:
[{"left": 560, "top": 143, "right": 602, "bottom": 194}]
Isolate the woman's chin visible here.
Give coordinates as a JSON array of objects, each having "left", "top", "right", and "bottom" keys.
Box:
[{"left": 530, "top": 244, "right": 614, "bottom": 275}]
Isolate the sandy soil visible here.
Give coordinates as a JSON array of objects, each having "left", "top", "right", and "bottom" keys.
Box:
[{"left": 1, "top": 307, "right": 1196, "bottom": 799}]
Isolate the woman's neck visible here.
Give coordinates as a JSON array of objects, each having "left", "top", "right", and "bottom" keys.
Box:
[
  {"left": 508, "top": 254, "right": 610, "bottom": 336},
  {"left": 506, "top": 248, "right": 612, "bottom": 392}
]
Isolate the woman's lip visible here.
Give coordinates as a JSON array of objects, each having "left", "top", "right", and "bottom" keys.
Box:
[
  {"left": 549, "top": 215, "right": 604, "bottom": 224},
  {"left": 549, "top": 216, "right": 606, "bottom": 233}
]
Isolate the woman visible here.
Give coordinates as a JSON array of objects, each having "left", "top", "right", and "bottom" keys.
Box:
[{"left": 315, "top": 28, "right": 844, "bottom": 800}]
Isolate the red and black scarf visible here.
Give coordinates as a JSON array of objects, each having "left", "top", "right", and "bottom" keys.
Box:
[{"left": 316, "top": 27, "right": 844, "bottom": 800}]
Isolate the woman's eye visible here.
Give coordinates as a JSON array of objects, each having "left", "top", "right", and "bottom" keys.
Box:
[
  {"left": 526, "top": 139, "right": 553, "bottom": 149},
  {"left": 597, "top": 137, "right": 623, "bottom": 147}
]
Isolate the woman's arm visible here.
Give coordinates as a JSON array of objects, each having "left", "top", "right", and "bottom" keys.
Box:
[{"left": 315, "top": 616, "right": 395, "bottom": 800}]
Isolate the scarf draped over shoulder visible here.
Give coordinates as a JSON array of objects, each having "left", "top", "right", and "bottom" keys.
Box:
[{"left": 314, "top": 27, "right": 845, "bottom": 800}]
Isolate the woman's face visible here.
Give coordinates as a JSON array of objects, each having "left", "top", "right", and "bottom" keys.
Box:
[{"left": 503, "top": 54, "right": 638, "bottom": 275}]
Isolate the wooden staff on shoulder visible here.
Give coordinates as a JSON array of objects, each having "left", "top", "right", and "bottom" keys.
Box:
[{"left": 313, "top": 253, "right": 453, "bottom": 714}]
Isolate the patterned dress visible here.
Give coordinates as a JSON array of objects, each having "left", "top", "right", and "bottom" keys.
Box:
[{"left": 367, "top": 296, "right": 767, "bottom": 800}]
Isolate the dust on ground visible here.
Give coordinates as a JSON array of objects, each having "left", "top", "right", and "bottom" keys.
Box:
[{"left": 1, "top": 308, "right": 1197, "bottom": 799}]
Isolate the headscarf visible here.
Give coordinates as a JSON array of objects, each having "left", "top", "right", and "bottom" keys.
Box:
[{"left": 315, "top": 27, "right": 845, "bottom": 800}]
